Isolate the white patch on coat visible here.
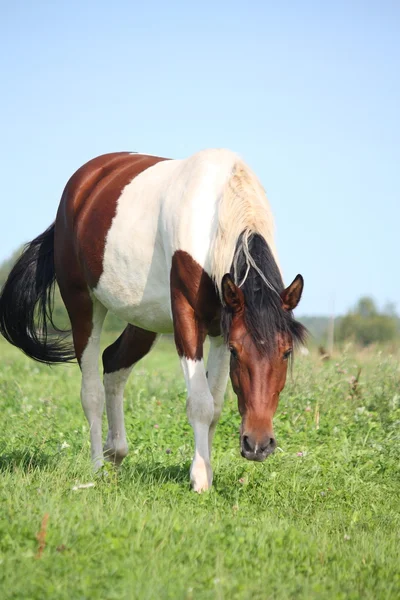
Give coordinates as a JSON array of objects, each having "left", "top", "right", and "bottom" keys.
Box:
[{"left": 93, "top": 159, "right": 180, "bottom": 332}]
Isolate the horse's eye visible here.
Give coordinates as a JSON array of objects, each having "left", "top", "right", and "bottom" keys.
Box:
[
  {"left": 229, "top": 346, "right": 238, "bottom": 360},
  {"left": 283, "top": 349, "right": 292, "bottom": 361}
]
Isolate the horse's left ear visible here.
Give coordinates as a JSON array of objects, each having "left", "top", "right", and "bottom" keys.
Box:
[
  {"left": 281, "top": 274, "right": 304, "bottom": 311},
  {"left": 222, "top": 274, "right": 245, "bottom": 314}
]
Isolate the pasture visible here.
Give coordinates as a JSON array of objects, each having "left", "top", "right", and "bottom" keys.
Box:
[{"left": 0, "top": 335, "right": 399, "bottom": 599}]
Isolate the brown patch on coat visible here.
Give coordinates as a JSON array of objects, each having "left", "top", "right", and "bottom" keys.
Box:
[
  {"left": 102, "top": 324, "right": 157, "bottom": 373},
  {"left": 170, "top": 251, "right": 221, "bottom": 360},
  {"left": 65, "top": 287, "right": 96, "bottom": 364}
]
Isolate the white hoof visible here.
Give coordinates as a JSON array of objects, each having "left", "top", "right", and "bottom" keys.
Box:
[{"left": 190, "top": 460, "right": 213, "bottom": 493}]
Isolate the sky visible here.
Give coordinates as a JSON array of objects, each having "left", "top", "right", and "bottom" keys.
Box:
[{"left": 1, "top": 0, "right": 399, "bottom": 316}]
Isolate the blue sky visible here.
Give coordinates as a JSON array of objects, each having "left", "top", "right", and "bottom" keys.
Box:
[{"left": 1, "top": 1, "right": 399, "bottom": 316}]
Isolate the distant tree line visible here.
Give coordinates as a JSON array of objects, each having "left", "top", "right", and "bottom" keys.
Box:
[
  {"left": 336, "top": 297, "right": 399, "bottom": 346},
  {"left": 300, "top": 297, "right": 399, "bottom": 347}
]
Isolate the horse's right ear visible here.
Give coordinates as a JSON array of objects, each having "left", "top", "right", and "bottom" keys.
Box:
[
  {"left": 222, "top": 274, "right": 245, "bottom": 314},
  {"left": 281, "top": 274, "right": 304, "bottom": 311}
]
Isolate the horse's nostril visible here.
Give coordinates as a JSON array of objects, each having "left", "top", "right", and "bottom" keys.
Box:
[
  {"left": 242, "top": 435, "right": 254, "bottom": 454},
  {"left": 259, "top": 437, "right": 276, "bottom": 454}
]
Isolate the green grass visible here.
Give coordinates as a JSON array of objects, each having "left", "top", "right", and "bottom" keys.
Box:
[{"left": 0, "top": 335, "right": 399, "bottom": 599}]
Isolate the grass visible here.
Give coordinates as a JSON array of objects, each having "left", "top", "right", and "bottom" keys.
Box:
[{"left": 0, "top": 334, "right": 399, "bottom": 599}]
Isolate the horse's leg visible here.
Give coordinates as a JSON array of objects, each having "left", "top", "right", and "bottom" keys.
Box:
[
  {"left": 68, "top": 294, "right": 107, "bottom": 470},
  {"left": 182, "top": 352, "right": 214, "bottom": 492},
  {"left": 206, "top": 336, "right": 230, "bottom": 456},
  {"left": 171, "top": 310, "right": 213, "bottom": 492},
  {"left": 102, "top": 325, "right": 157, "bottom": 466}
]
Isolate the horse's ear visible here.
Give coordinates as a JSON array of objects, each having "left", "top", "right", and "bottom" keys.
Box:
[
  {"left": 222, "top": 274, "right": 244, "bottom": 313},
  {"left": 281, "top": 274, "right": 304, "bottom": 311}
]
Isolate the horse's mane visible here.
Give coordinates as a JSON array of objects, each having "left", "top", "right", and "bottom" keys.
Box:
[
  {"left": 211, "top": 158, "right": 278, "bottom": 299},
  {"left": 211, "top": 157, "right": 306, "bottom": 354},
  {"left": 221, "top": 232, "right": 307, "bottom": 355}
]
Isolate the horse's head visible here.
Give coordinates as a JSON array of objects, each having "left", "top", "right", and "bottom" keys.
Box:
[{"left": 221, "top": 273, "right": 305, "bottom": 462}]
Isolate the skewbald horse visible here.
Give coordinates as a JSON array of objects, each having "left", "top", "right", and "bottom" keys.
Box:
[{"left": 0, "top": 149, "right": 306, "bottom": 492}]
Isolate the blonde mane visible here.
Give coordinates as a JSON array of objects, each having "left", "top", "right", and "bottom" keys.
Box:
[{"left": 211, "top": 160, "right": 279, "bottom": 298}]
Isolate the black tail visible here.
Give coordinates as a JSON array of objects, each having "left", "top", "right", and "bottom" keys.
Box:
[{"left": 0, "top": 224, "right": 75, "bottom": 364}]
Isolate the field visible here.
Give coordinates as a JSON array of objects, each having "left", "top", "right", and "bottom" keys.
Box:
[{"left": 0, "top": 334, "right": 399, "bottom": 599}]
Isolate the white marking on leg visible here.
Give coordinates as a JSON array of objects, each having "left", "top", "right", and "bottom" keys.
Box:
[
  {"left": 80, "top": 301, "right": 107, "bottom": 470},
  {"left": 181, "top": 358, "right": 214, "bottom": 492},
  {"left": 206, "top": 337, "right": 230, "bottom": 456},
  {"left": 103, "top": 367, "right": 132, "bottom": 465}
]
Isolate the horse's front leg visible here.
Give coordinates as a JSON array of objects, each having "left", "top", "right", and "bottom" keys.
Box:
[
  {"left": 206, "top": 336, "right": 230, "bottom": 456},
  {"left": 180, "top": 355, "right": 214, "bottom": 492},
  {"left": 171, "top": 250, "right": 224, "bottom": 492},
  {"left": 171, "top": 285, "right": 214, "bottom": 491}
]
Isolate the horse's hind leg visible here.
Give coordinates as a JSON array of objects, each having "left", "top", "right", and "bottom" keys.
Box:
[
  {"left": 102, "top": 325, "right": 157, "bottom": 465},
  {"left": 65, "top": 290, "right": 107, "bottom": 470}
]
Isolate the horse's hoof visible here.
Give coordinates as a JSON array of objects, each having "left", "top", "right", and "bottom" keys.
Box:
[
  {"left": 103, "top": 441, "right": 128, "bottom": 467},
  {"left": 190, "top": 462, "right": 213, "bottom": 493},
  {"left": 191, "top": 480, "right": 212, "bottom": 493}
]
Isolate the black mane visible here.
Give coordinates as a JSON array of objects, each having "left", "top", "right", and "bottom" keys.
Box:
[{"left": 221, "top": 232, "right": 307, "bottom": 355}]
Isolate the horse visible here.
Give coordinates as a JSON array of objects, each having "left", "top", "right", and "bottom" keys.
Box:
[{"left": 0, "top": 149, "right": 306, "bottom": 492}]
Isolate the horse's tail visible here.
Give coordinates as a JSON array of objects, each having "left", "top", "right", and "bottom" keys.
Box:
[{"left": 0, "top": 223, "right": 75, "bottom": 364}]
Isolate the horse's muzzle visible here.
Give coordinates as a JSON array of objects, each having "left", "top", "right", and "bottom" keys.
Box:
[{"left": 240, "top": 433, "right": 277, "bottom": 462}]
